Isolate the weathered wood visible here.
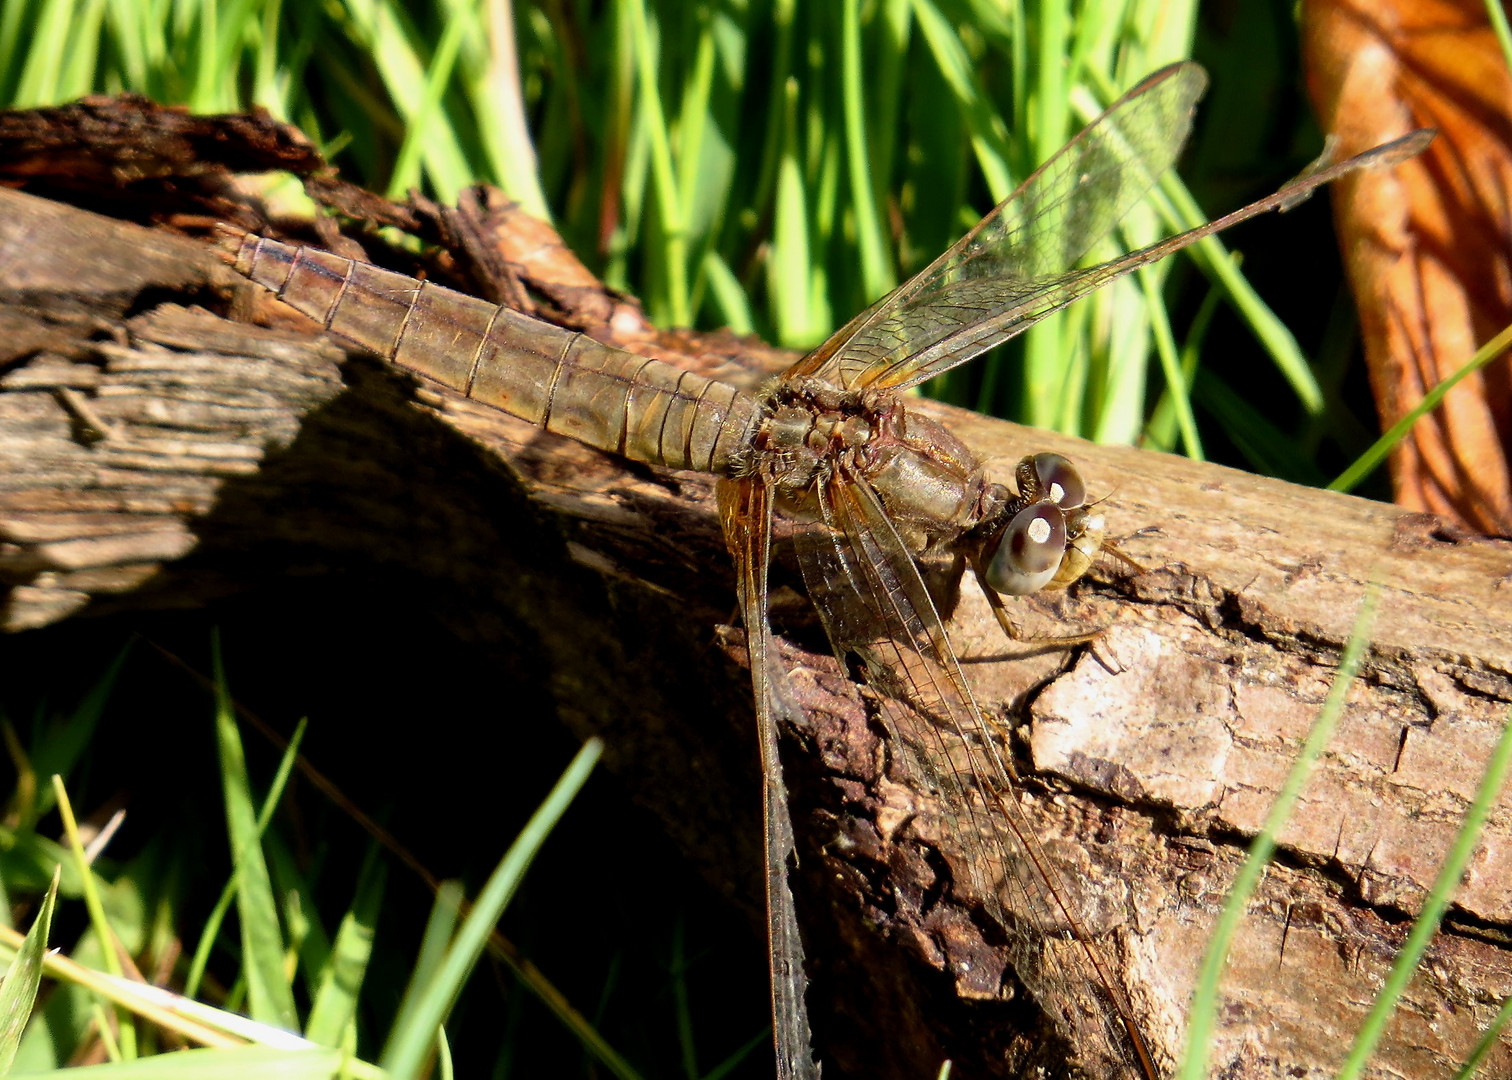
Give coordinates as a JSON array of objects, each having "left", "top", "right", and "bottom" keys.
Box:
[{"left": 3, "top": 184, "right": 1512, "bottom": 1079}]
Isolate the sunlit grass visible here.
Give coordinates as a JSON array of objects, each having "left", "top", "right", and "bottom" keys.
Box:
[
  {"left": 1330, "top": 320, "right": 1512, "bottom": 493},
  {"left": 0, "top": 0, "right": 1391, "bottom": 483}
]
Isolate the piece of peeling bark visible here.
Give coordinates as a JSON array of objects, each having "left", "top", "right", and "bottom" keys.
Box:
[
  {"left": 5, "top": 183, "right": 1512, "bottom": 1078},
  {"left": 0, "top": 93, "right": 423, "bottom": 235},
  {"left": 1302, "top": 0, "right": 1512, "bottom": 535}
]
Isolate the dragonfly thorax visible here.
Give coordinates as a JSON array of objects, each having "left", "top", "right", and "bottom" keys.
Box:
[
  {"left": 752, "top": 379, "right": 886, "bottom": 491},
  {"left": 754, "top": 381, "right": 989, "bottom": 542}
]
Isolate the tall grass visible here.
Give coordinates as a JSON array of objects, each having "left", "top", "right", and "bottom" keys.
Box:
[{"left": 0, "top": 0, "right": 1385, "bottom": 481}]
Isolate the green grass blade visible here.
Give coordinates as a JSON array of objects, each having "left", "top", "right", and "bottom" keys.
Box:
[
  {"left": 1178, "top": 584, "right": 1380, "bottom": 1080},
  {"left": 1333, "top": 704, "right": 1512, "bottom": 1080},
  {"left": 1031, "top": 0, "right": 1070, "bottom": 168},
  {"left": 22, "top": 643, "right": 131, "bottom": 831},
  {"left": 605, "top": 43, "right": 650, "bottom": 295},
  {"left": 435, "top": 1026, "right": 453, "bottom": 1080},
  {"left": 12, "top": 0, "right": 74, "bottom": 106},
  {"left": 185, "top": 716, "right": 307, "bottom": 1002},
  {"left": 770, "top": 79, "right": 816, "bottom": 347},
  {"left": 189, "top": 0, "right": 220, "bottom": 109},
  {"left": 203, "top": 0, "right": 259, "bottom": 111},
  {"left": 909, "top": 0, "right": 1012, "bottom": 199},
  {"left": 624, "top": 0, "right": 688, "bottom": 326},
  {"left": 673, "top": 11, "right": 716, "bottom": 250},
  {"left": 341, "top": 0, "right": 473, "bottom": 201},
  {"left": 382, "top": 738, "right": 602, "bottom": 1079},
  {"left": 1136, "top": 262, "right": 1201, "bottom": 459},
  {"left": 51, "top": 776, "right": 137, "bottom": 1059},
  {"left": 11, "top": 1044, "right": 369, "bottom": 1079},
  {"left": 1329, "top": 320, "right": 1512, "bottom": 493},
  {"left": 1145, "top": 278, "right": 1222, "bottom": 452},
  {"left": 866, "top": 0, "right": 911, "bottom": 230},
  {"left": 1192, "top": 370, "right": 1327, "bottom": 486},
  {"left": 805, "top": 102, "right": 840, "bottom": 339},
  {"left": 0, "top": 0, "right": 32, "bottom": 104},
  {"left": 702, "top": 250, "right": 755, "bottom": 335},
  {"left": 264, "top": 835, "right": 322, "bottom": 1010},
  {"left": 483, "top": 917, "right": 646, "bottom": 1077},
  {"left": 0, "top": 868, "right": 58, "bottom": 1071},
  {"left": 744, "top": 0, "right": 795, "bottom": 246},
  {"left": 1023, "top": 21, "right": 1078, "bottom": 432},
  {"left": 472, "top": 0, "right": 551, "bottom": 220},
  {"left": 842, "top": 0, "right": 893, "bottom": 302},
  {"left": 701, "top": 1026, "right": 769, "bottom": 1080},
  {"left": 1454, "top": 991, "right": 1512, "bottom": 1079},
  {"left": 304, "top": 850, "right": 386, "bottom": 1048},
  {"left": 210, "top": 639, "right": 299, "bottom": 1033},
  {"left": 380, "top": 881, "right": 462, "bottom": 1070},
  {"left": 90, "top": 1000, "right": 121, "bottom": 1062},
  {"left": 1486, "top": 0, "right": 1512, "bottom": 72},
  {"left": 56, "top": 0, "right": 110, "bottom": 101},
  {"left": 1158, "top": 174, "right": 1324, "bottom": 414},
  {"left": 596, "top": 0, "right": 637, "bottom": 256},
  {"left": 250, "top": 0, "right": 287, "bottom": 115},
  {"left": 386, "top": 1, "right": 470, "bottom": 199}
]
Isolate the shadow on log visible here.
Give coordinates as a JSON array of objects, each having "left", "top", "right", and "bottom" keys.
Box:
[{"left": 3, "top": 117, "right": 1512, "bottom": 1080}]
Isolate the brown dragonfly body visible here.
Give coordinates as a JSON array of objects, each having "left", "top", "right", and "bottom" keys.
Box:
[
  {"left": 219, "top": 236, "right": 1106, "bottom": 622},
  {"left": 222, "top": 61, "right": 1431, "bottom": 1080}
]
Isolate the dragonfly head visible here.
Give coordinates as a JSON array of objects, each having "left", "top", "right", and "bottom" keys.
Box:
[
  {"left": 982, "top": 453, "right": 1103, "bottom": 595},
  {"left": 1015, "top": 451, "right": 1085, "bottom": 508}
]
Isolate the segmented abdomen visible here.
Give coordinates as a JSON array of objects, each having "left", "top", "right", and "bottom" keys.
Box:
[{"left": 222, "top": 232, "right": 759, "bottom": 476}]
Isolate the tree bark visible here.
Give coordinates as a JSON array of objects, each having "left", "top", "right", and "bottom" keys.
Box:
[{"left": 3, "top": 183, "right": 1512, "bottom": 1080}]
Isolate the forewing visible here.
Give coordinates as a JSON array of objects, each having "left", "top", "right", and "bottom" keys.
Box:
[
  {"left": 792, "top": 473, "right": 1155, "bottom": 1079},
  {"left": 782, "top": 62, "right": 1207, "bottom": 392},
  {"left": 716, "top": 475, "right": 820, "bottom": 1080},
  {"left": 783, "top": 63, "right": 1432, "bottom": 396}
]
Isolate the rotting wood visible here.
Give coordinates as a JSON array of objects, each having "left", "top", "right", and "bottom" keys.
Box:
[{"left": 3, "top": 177, "right": 1512, "bottom": 1079}]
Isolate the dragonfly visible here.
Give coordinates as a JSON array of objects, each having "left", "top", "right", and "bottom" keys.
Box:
[{"left": 217, "top": 61, "right": 1431, "bottom": 1079}]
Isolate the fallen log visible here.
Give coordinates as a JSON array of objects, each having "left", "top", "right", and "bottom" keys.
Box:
[{"left": 3, "top": 169, "right": 1511, "bottom": 1079}]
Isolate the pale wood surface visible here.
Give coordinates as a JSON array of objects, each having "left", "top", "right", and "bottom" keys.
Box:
[{"left": 4, "top": 186, "right": 1512, "bottom": 1079}]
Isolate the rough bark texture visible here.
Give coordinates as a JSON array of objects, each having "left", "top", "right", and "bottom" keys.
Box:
[{"left": 4, "top": 181, "right": 1512, "bottom": 1080}]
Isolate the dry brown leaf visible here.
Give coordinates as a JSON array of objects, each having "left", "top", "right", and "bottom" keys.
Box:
[{"left": 1303, "top": 0, "right": 1512, "bottom": 534}]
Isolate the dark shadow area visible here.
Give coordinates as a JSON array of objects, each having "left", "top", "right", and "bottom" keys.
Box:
[{"left": 0, "top": 349, "right": 779, "bottom": 1077}]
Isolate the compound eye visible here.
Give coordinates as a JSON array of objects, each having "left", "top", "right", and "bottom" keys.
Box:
[
  {"left": 985, "top": 503, "right": 1068, "bottom": 596},
  {"left": 1031, "top": 452, "right": 1086, "bottom": 509}
]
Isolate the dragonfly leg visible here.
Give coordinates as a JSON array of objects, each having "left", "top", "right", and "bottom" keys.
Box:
[
  {"left": 1088, "top": 633, "right": 1129, "bottom": 676},
  {"left": 1102, "top": 536, "right": 1150, "bottom": 576},
  {"left": 970, "top": 560, "right": 1104, "bottom": 647}
]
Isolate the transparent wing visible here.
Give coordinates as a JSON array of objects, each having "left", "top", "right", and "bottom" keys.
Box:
[
  {"left": 783, "top": 62, "right": 1207, "bottom": 392},
  {"left": 716, "top": 475, "right": 821, "bottom": 1080},
  {"left": 792, "top": 472, "right": 1157, "bottom": 1080},
  {"left": 783, "top": 61, "right": 1433, "bottom": 395}
]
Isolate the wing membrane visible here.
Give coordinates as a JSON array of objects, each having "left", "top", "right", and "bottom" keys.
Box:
[
  {"left": 783, "top": 62, "right": 1207, "bottom": 392},
  {"left": 716, "top": 475, "right": 821, "bottom": 1080},
  {"left": 783, "top": 62, "right": 1431, "bottom": 395},
  {"left": 792, "top": 472, "right": 1155, "bottom": 1079}
]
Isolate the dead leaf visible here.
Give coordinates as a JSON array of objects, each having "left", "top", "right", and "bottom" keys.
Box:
[{"left": 1303, "top": 0, "right": 1512, "bottom": 534}]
